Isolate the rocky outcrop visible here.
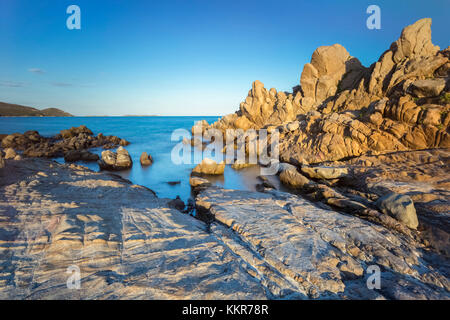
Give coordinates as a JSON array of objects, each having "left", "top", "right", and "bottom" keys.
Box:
[
  {"left": 192, "top": 158, "right": 225, "bottom": 175},
  {"left": 199, "top": 18, "right": 449, "bottom": 165},
  {"left": 140, "top": 152, "right": 153, "bottom": 166},
  {"left": 195, "top": 186, "right": 449, "bottom": 299},
  {"left": 279, "top": 166, "right": 315, "bottom": 191},
  {"left": 0, "top": 152, "right": 4, "bottom": 169},
  {"left": 300, "top": 44, "right": 367, "bottom": 109},
  {"left": 1, "top": 126, "right": 129, "bottom": 159},
  {"left": 409, "top": 78, "right": 446, "bottom": 98},
  {"left": 231, "top": 159, "right": 256, "bottom": 170},
  {"left": 275, "top": 148, "right": 449, "bottom": 251},
  {"left": 390, "top": 18, "right": 440, "bottom": 63},
  {"left": 60, "top": 125, "right": 93, "bottom": 139},
  {"left": 2, "top": 130, "right": 43, "bottom": 149},
  {"left": 191, "top": 120, "right": 210, "bottom": 134},
  {"left": 98, "top": 147, "right": 132, "bottom": 171}
]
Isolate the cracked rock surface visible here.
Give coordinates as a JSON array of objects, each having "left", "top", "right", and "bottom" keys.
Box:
[
  {"left": 196, "top": 187, "right": 450, "bottom": 299},
  {"left": 0, "top": 159, "right": 267, "bottom": 299},
  {"left": 0, "top": 158, "right": 448, "bottom": 299}
]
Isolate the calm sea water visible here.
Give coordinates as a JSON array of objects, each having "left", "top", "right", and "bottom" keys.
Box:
[{"left": 0, "top": 116, "right": 284, "bottom": 202}]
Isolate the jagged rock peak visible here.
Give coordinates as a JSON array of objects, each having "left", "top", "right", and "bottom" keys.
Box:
[
  {"left": 390, "top": 18, "right": 440, "bottom": 63},
  {"left": 300, "top": 44, "right": 366, "bottom": 108}
]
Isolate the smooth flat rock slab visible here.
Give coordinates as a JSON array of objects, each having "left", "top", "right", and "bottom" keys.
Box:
[{"left": 0, "top": 159, "right": 267, "bottom": 299}]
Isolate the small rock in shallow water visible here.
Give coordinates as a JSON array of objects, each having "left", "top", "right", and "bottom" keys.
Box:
[
  {"left": 120, "top": 139, "right": 130, "bottom": 146},
  {"left": 99, "top": 147, "right": 132, "bottom": 171},
  {"left": 189, "top": 176, "right": 211, "bottom": 187},
  {"left": 140, "top": 152, "right": 153, "bottom": 166},
  {"left": 192, "top": 158, "right": 225, "bottom": 175},
  {"left": 4, "top": 148, "right": 17, "bottom": 160},
  {"left": 231, "top": 159, "right": 255, "bottom": 170}
]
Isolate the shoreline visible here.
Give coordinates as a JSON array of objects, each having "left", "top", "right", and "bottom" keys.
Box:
[{"left": 0, "top": 157, "right": 449, "bottom": 299}]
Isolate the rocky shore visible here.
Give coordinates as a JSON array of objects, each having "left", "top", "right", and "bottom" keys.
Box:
[
  {"left": 0, "top": 157, "right": 448, "bottom": 299},
  {"left": 0, "top": 18, "right": 448, "bottom": 300}
]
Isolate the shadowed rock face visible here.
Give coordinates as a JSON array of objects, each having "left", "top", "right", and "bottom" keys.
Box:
[{"left": 0, "top": 159, "right": 268, "bottom": 299}]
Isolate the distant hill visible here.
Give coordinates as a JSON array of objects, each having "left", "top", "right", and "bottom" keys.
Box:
[{"left": 0, "top": 102, "right": 73, "bottom": 117}]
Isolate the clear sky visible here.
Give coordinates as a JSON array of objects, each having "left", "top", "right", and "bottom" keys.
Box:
[{"left": 0, "top": 0, "right": 448, "bottom": 116}]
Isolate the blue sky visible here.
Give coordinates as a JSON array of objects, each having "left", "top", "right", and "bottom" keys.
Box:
[{"left": 0, "top": 0, "right": 448, "bottom": 116}]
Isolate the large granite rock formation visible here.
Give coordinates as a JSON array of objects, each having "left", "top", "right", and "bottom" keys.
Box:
[{"left": 202, "top": 18, "right": 449, "bottom": 165}]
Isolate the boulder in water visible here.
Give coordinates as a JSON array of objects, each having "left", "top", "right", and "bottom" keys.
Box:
[
  {"left": 140, "top": 152, "right": 153, "bottom": 166},
  {"left": 192, "top": 158, "right": 225, "bottom": 175},
  {"left": 98, "top": 147, "right": 132, "bottom": 171}
]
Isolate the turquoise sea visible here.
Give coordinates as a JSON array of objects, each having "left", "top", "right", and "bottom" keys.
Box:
[{"left": 0, "top": 116, "right": 283, "bottom": 202}]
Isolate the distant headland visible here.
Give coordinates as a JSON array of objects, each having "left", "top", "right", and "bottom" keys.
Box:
[{"left": 0, "top": 101, "right": 73, "bottom": 117}]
